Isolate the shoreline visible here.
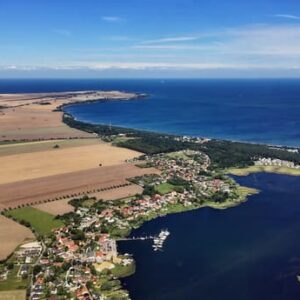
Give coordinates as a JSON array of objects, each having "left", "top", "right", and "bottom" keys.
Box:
[
  {"left": 227, "top": 165, "right": 300, "bottom": 177},
  {"left": 0, "top": 90, "right": 144, "bottom": 142},
  {"left": 1, "top": 90, "right": 300, "bottom": 299},
  {"left": 61, "top": 105, "right": 300, "bottom": 178},
  {"left": 62, "top": 95, "right": 300, "bottom": 149}
]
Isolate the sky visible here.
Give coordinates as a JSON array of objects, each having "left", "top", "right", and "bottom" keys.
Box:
[{"left": 1, "top": 0, "right": 300, "bottom": 78}]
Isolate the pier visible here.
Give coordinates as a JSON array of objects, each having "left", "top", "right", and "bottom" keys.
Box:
[
  {"left": 117, "top": 229, "right": 170, "bottom": 251},
  {"left": 117, "top": 235, "right": 155, "bottom": 241}
]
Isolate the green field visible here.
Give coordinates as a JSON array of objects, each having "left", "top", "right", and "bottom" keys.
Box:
[
  {"left": 227, "top": 165, "right": 300, "bottom": 177},
  {"left": 155, "top": 183, "right": 176, "bottom": 195},
  {"left": 0, "top": 290, "right": 26, "bottom": 300},
  {"left": 111, "top": 262, "right": 136, "bottom": 278},
  {"left": 0, "top": 264, "right": 29, "bottom": 292},
  {"left": 6, "top": 207, "right": 64, "bottom": 236},
  {"left": 166, "top": 151, "right": 189, "bottom": 160},
  {"left": 236, "top": 185, "right": 260, "bottom": 197}
]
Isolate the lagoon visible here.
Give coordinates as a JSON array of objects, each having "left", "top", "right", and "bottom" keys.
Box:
[{"left": 118, "top": 173, "right": 300, "bottom": 300}]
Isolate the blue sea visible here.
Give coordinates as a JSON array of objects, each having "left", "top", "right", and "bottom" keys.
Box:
[{"left": 0, "top": 78, "right": 300, "bottom": 146}]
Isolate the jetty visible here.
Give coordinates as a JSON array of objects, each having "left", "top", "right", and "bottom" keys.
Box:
[{"left": 117, "top": 229, "right": 170, "bottom": 252}]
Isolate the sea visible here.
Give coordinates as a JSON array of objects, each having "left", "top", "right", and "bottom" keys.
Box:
[
  {"left": 1, "top": 78, "right": 300, "bottom": 146},
  {"left": 1, "top": 78, "right": 300, "bottom": 299}
]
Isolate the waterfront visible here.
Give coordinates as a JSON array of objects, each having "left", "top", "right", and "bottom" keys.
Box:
[{"left": 118, "top": 173, "right": 300, "bottom": 300}]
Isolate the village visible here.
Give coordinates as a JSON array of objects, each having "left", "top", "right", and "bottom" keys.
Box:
[
  {"left": 255, "top": 157, "right": 300, "bottom": 169},
  {"left": 0, "top": 149, "right": 251, "bottom": 300}
]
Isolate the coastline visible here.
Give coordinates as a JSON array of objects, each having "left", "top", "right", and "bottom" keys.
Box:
[
  {"left": 1, "top": 90, "right": 300, "bottom": 299},
  {"left": 227, "top": 165, "right": 300, "bottom": 177}
]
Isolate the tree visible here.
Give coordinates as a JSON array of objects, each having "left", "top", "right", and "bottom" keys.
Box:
[{"left": 33, "top": 265, "right": 42, "bottom": 276}]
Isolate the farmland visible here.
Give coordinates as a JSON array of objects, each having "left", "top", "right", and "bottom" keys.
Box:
[
  {"left": 0, "top": 90, "right": 138, "bottom": 141},
  {"left": 0, "top": 138, "right": 100, "bottom": 157},
  {"left": 0, "top": 290, "right": 26, "bottom": 300},
  {"left": 0, "top": 215, "right": 34, "bottom": 261},
  {"left": 0, "top": 142, "right": 141, "bottom": 184},
  {"left": 5, "top": 207, "right": 64, "bottom": 236},
  {"left": 33, "top": 199, "right": 74, "bottom": 216},
  {"left": 90, "top": 184, "right": 143, "bottom": 201},
  {"left": 0, "top": 164, "right": 159, "bottom": 210}
]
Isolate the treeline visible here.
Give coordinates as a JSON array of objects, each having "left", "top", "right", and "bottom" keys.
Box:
[
  {"left": 63, "top": 114, "right": 300, "bottom": 169},
  {"left": 63, "top": 114, "right": 143, "bottom": 136},
  {"left": 194, "top": 140, "right": 300, "bottom": 169}
]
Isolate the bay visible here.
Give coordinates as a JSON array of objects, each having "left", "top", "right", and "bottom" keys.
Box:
[{"left": 118, "top": 173, "right": 300, "bottom": 300}]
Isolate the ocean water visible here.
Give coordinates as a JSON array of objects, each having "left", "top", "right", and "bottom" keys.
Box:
[
  {"left": 118, "top": 173, "right": 300, "bottom": 300},
  {"left": 0, "top": 79, "right": 299, "bottom": 146}
]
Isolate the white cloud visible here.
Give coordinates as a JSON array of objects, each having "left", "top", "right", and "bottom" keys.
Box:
[
  {"left": 0, "top": 62, "right": 283, "bottom": 71},
  {"left": 3, "top": 24, "right": 300, "bottom": 73},
  {"left": 101, "top": 16, "right": 123, "bottom": 22},
  {"left": 134, "top": 24, "right": 300, "bottom": 57},
  {"left": 274, "top": 14, "right": 300, "bottom": 20}
]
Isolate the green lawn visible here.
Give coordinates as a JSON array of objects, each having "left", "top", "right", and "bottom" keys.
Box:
[
  {"left": 111, "top": 262, "right": 135, "bottom": 278},
  {"left": 155, "top": 183, "right": 176, "bottom": 195},
  {"left": 0, "top": 265, "right": 29, "bottom": 292},
  {"left": 6, "top": 207, "right": 64, "bottom": 236},
  {"left": 166, "top": 151, "right": 188, "bottom": 160}
]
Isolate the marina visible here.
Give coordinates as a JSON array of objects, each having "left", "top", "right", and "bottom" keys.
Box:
[{"left": 117, "top": 229, "right": 170, "bottom": 252}]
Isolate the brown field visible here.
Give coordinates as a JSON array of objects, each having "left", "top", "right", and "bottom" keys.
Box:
[
  {"left": 0, "top": 290, "right": 26, "bottom": 300},
  {"left": 0, "top": 91, "right": 138, "bottom": 141},
  {"left": 91, "top": 184, "right": 143, "bottom": 201},
  {"left": 0, "top": 138, "right": 100, "bottom": 157},
  {"left": 0, "top": 215, "right": 34, "bottom": 261},
  {"left": 34, "top": 199, "right": 74, "bottom": 216},
  {"left": 33, "top": 184, "right": 143, "bottom": 215},
  {"left": 0, "top": 104, "right": 93, "bottom": 141},
  {"left": 0, "top": 142, "right": 141, "bottom": 184},
  {"left": 0, "top": 164, "right": 159, "bottom": 210}
]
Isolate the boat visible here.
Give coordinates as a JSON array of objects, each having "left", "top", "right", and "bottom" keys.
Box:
[{"left": 152, "top": 229, "right": 170, "bottom": 251}]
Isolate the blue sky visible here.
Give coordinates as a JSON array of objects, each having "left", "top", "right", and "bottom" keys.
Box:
[{"left": 1, "top": 0, "right": 300, "bottom": 78}]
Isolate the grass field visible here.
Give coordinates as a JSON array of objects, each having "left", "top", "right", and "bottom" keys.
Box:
[
  {"left": 166, "top": 151, "right": 189, "bottom": 160},
  {"left": 6, "top": 207, "right": 64, "bottom": 236},
  {"left": 227, "top": 165, "right": 300, "bottom": 176},
  {"left": 236, "top": 185, "right": 260, "bottom": 197},
  {"left": 0, "top": 290, "right": 26, "bottom": 300},
  {"left": 155, "top": 183, "right": 176, "bottom": 195},
  {"left": 0, "top": 264, "right": 29, "bottom": 292}
]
